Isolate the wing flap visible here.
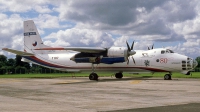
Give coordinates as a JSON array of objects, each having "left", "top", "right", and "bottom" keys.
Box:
[
  {"left": 2, "top": 48, "right": 34, "bottom": 56},
  {"left": 34, "top": 47, "right": 106, "bottom": 53}
]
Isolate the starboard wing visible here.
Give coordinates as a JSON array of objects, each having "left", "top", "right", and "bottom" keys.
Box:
[{"left": 34, "top": 47, "right": 107, "bottom": 53}]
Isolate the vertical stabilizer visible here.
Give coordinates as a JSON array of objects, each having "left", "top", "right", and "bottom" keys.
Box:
[{"left": 24, "top": 20, "right": 50, "bottom": 54}]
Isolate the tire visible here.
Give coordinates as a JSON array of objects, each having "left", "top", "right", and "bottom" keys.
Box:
[
  {"left": 164, "top": 74, "right": 171, "bottom": 80},
  {"left": 89, "top": 73, "right": 98, "bottom": 80},
  {"left": 115, "top": 73, "right": 123, "bottom": 79}
]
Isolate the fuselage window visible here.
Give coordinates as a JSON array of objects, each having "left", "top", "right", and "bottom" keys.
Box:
[{"left": 161, "top": 50, "right": 165, "bottom": 54}]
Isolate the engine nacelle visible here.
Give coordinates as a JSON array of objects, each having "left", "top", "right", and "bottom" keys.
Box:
[
  {"left": 107, "top": 47, "right": 127, "bottom": 58},
  {"left": 70, "top": 47, "right": 129, "bottom": 64}
]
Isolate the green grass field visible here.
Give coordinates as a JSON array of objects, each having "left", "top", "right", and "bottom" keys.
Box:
[{"left": 0, "top": 72, "right": 199, "bottom": 79}]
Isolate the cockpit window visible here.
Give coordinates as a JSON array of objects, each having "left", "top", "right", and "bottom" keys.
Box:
[
  {"left": 161, "top": 50, "right": 165, "bottom": 54},
  {"left": 166, "top": 49, "right": 174, "bottom": 53},
  {"left": 168, "top": 50, "right": 174, "bottom": 53},
  {"left": 161, "top": 49, "right": 174, "bottom": 54}
]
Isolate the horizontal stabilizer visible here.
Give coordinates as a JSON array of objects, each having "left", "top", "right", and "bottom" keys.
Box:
[
  {"left": 34, "top": 47, "right": 106, "bottom": 53},
  {"left": 2, "top": 48, "right": 34, "bottom": 56}
]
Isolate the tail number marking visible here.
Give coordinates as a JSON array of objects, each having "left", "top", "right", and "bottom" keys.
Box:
[
  {"left": 52, "top": 57, "right": 59, "bottom": 60},
  {"left": 24, "top": 32, "right": 36, "bottom": 36}
]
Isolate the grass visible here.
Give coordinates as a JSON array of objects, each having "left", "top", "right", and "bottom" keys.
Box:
[{"left": 0, "top": 72, "right": 199, "bottom": 79}]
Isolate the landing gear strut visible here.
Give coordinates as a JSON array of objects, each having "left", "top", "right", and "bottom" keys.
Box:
[
  {"left": 89, "top": 63, "right": 99, "bottom": 81},
  {"left": 164, "top": 74, "right": 172, "bottom": 80},
  {"left": 115, "top": 73, "right": 123, "bottom": 79}
]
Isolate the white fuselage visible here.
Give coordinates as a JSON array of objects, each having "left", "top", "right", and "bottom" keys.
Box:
[{"left": 22, "top": 48, "right": 196, "bottom": 74}]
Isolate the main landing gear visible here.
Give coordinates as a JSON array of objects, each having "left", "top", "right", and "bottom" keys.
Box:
[
  {"left": 89, "top": 72, "right": 124, "bottom": 80},
  {"left": 115, "top": 72, "right": 123, "bottom": 79},
  {"left": 89, "top": 63, "right": 99, "bottom": 81},
  {"left": 89, "top": 64, "right": 124, "bottom": 81},
  {"left": 164, "top": 73, "right": 172, "bottom": 80},
  {"left": 89, "top": 72, "right": 98, "bottom": 80}
]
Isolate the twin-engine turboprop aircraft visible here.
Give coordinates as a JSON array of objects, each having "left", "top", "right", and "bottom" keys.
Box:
[{"left": 2, "top": 20, "right": 198, "bottom": 80}]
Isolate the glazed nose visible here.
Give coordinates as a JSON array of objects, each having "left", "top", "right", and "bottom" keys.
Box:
[{"left": 192, "top": 59, "right": 198, "bottom": 68}]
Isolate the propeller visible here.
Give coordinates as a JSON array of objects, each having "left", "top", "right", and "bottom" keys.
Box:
[
  {"left": 148, "top": 44, "right": 154, "bottom": 50},
  {"left": 126, "top": 41, "right": 136, "bottom": 64}
]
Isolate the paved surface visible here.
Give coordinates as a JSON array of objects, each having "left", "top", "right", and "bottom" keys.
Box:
[{"left": 0, "top": 77, "right": 200, "bottom": 112}]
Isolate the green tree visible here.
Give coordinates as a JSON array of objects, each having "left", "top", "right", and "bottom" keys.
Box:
[
  {"left": 31, "top": 64, "right": 41, "bottom": 73},
  {"left": 0, "top": 55, "right": 7, "bottom": 68},
  {"left": 7, "top": 58, "right": 16, "bottom": 66},
  {"left": 195, "top": 56, "right": 200, "bottom": 68},
  {"left": 15, "top": 55, "right": 30, "bottom": 70},
  {"left": 23, "top": 62, "right": 31, "bottom": 70},
  {"left": 15, "top": 55, "right": 22, "bottom": 66}
]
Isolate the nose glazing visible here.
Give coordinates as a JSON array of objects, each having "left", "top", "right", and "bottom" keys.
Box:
[
  {"left": 186, "top": 57, "right": 198, "bottom": 70},
  {"left": 192, "top": 59, "right": 198, "bottom": 68}
]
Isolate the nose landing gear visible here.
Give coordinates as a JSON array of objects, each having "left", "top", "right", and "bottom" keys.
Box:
[{"left": 164, "top": 73, "right": 172, "bottom": 80}]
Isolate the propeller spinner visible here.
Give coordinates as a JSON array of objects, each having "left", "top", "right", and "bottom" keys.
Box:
[{"left": 126, "top": 41, "right": 136, "bottom": 64}]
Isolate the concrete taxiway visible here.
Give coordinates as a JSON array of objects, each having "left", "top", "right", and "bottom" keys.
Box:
[{"left": 0, "top": 77, "right": 200, "bottom": 112}]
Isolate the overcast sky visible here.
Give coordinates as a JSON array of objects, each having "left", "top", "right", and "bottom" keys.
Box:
[{"left": 0, "top": 0, "right": 200, "bottom": 58}]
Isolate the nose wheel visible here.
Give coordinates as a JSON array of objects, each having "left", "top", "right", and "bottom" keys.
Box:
[{"left": 164, "top": 74, "right": 172, "bottom": 80}]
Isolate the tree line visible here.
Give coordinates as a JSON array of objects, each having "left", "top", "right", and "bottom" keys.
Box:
[
  {"left": 195, "top": 56, "right": 200, "bottom": 72},
  {"left": 0, "top": 55, "right": 66, "bottom": 74},
  {"left": 0, "top": 54, "right": 200, "bottom": 74}
]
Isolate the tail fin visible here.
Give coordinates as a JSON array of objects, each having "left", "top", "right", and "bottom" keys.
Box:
[{"left": 24, "top": 20, "right": 50, "bottom": 54}]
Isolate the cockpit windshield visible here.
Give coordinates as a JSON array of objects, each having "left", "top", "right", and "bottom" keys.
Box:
[{"left": 161, "top": 49, "right": 174, "bottom": 54}]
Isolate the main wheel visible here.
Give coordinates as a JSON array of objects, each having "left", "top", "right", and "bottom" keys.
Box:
[
  {"left": 89, "top": 73, "right": 98, "bottom": 80},
  {"left": 164, "top": 74, "right": 171, "bottom": 80},
  {"left": 115, "top": 73, "right": 123, "bottom": 79}
]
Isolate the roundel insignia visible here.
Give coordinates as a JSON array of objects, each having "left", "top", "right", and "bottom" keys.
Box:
[{"left": 32, "top": 41, "right": 37, "bottom": 47}]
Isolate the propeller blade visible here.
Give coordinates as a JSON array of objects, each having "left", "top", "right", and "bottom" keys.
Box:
[
  {"left": 127, "top": 58, "right": 129, "bottom": 65},
  {"left": 131, "top": 41, "right": 134, "bottom": 50},
  {"left": 126, "top": 41, "right": 131, "bottom": 51},
  {"left": 126, "top": 41, "right": 136, "bottom": 65},
  {"left": 152, "top": 44, "right": 154, "bottom": 49},
  {"left": 132, "top": 56, "right": 136, "bottom": 64}
]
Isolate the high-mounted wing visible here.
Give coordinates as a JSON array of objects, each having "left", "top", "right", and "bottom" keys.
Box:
[
  {"left": 2, "top": 48, "right": 34, "bottom": 56},
  {"left": 34, "top": 47, "right": 107, "bottom": 53}
]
